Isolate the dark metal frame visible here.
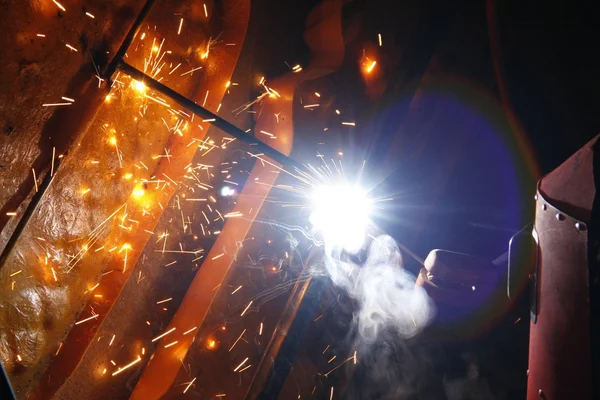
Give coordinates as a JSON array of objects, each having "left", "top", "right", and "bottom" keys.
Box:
[
  {"left": 114, "top": 60, "right": 304, "bottom": 171},
  {"left": 0, "top": 362, "right": 16, "bottom": 400}
]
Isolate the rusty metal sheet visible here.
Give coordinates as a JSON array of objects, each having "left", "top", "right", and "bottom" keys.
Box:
[
  {"left": 0, "top": 0, "right": 146, "bottom": 248},
  {"left": 0, "top": 1, "right": 249, "bottom": 398}
]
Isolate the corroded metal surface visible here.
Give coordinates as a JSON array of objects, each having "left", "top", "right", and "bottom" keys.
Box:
[
  {"left": 0, "top": 0, "right": 145, "bottom": 396},
  {"left": 0, "top": 0, "right": 249, "bottom": 398},
  {"left": 0, "top": 0, "right": 145, "bottom": 249}
]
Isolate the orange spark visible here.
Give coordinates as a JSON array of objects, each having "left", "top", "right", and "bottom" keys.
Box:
[
  {"left": 366, "top": 60, "right": 377, "bottom": 73},
  {"left": 233, "top": 357, "right": 249, "bottom": 372},
  {"left": 112, "top": 356, "right": 142, "bottom": 376},
  {"left": 52, "top": 0, "right": 66, "bottom": 12}
]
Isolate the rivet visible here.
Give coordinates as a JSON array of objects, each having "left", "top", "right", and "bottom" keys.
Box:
[
  {"left": 539, "top": 389, "right": 544, "bottom": 397},
  {"left": 556, "top": 213, "right": 564, "bottom": 221},
  {"left": 534, "top": 194, "right": 538, "bottom": 201},
  {"left": 576, "top": 222, "right": 583, "bottom": 231},
  {"left": 542, "top": 204, "right": 547, "bottom": 211}
]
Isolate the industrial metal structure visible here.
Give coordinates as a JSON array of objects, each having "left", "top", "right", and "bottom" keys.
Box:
[{"left": 0, "top": 0, "right": 598, "bottom": 399}]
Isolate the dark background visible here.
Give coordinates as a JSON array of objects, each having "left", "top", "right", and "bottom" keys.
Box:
[
  {"left": 252, "top": 0, "right": 599, "bottom": 260},
  {"left": 246, "top": 0, "right": 599, "bottom": 398}
]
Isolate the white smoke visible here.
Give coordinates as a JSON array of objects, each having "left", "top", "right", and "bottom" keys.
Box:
[
  {"left": 315, "top": 235, "right": 438, "bottom": 399},
  {"left": 306, "top": 180, "right": 438, "bottom": 397},
  {"left": 323, "top": 234, "right": 435, "bottom": 344},
  {"left": 308, "top": 182, "right": 434, "bottom": 342}
]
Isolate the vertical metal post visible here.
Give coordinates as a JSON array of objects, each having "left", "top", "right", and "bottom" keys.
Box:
[{"left": 245, "top": 250, "right": 325, "bottom": 400}]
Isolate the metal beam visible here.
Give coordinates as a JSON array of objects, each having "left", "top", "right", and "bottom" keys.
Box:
[
  {"left": 115, "top": 59, "right": 305, "bottom": 173},
  {"left": 103, "top": 0, "right": 158, "bottom": 79}
]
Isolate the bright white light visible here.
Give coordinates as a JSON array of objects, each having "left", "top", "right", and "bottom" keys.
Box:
[
  {"left": 132, "top": 79, "right": 147, "bottom": 94},
  {"left": 310, "top": 184, "right": 371, "bottom": 253},
  {"left": 220, "top": 186, "right": 235, "bottom": 197}
]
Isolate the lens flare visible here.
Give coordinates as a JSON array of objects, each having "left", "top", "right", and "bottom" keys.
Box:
[{"left": 310, "top": 184, "right": 371, "bottom": 253}]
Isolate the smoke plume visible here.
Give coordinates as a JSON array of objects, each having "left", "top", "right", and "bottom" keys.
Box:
[
  {"left": 323, "top": 234, "right": 435, "bottom": 344},
  {"left": 313, "top": 234, "right": 439, "bottom": 399}
]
